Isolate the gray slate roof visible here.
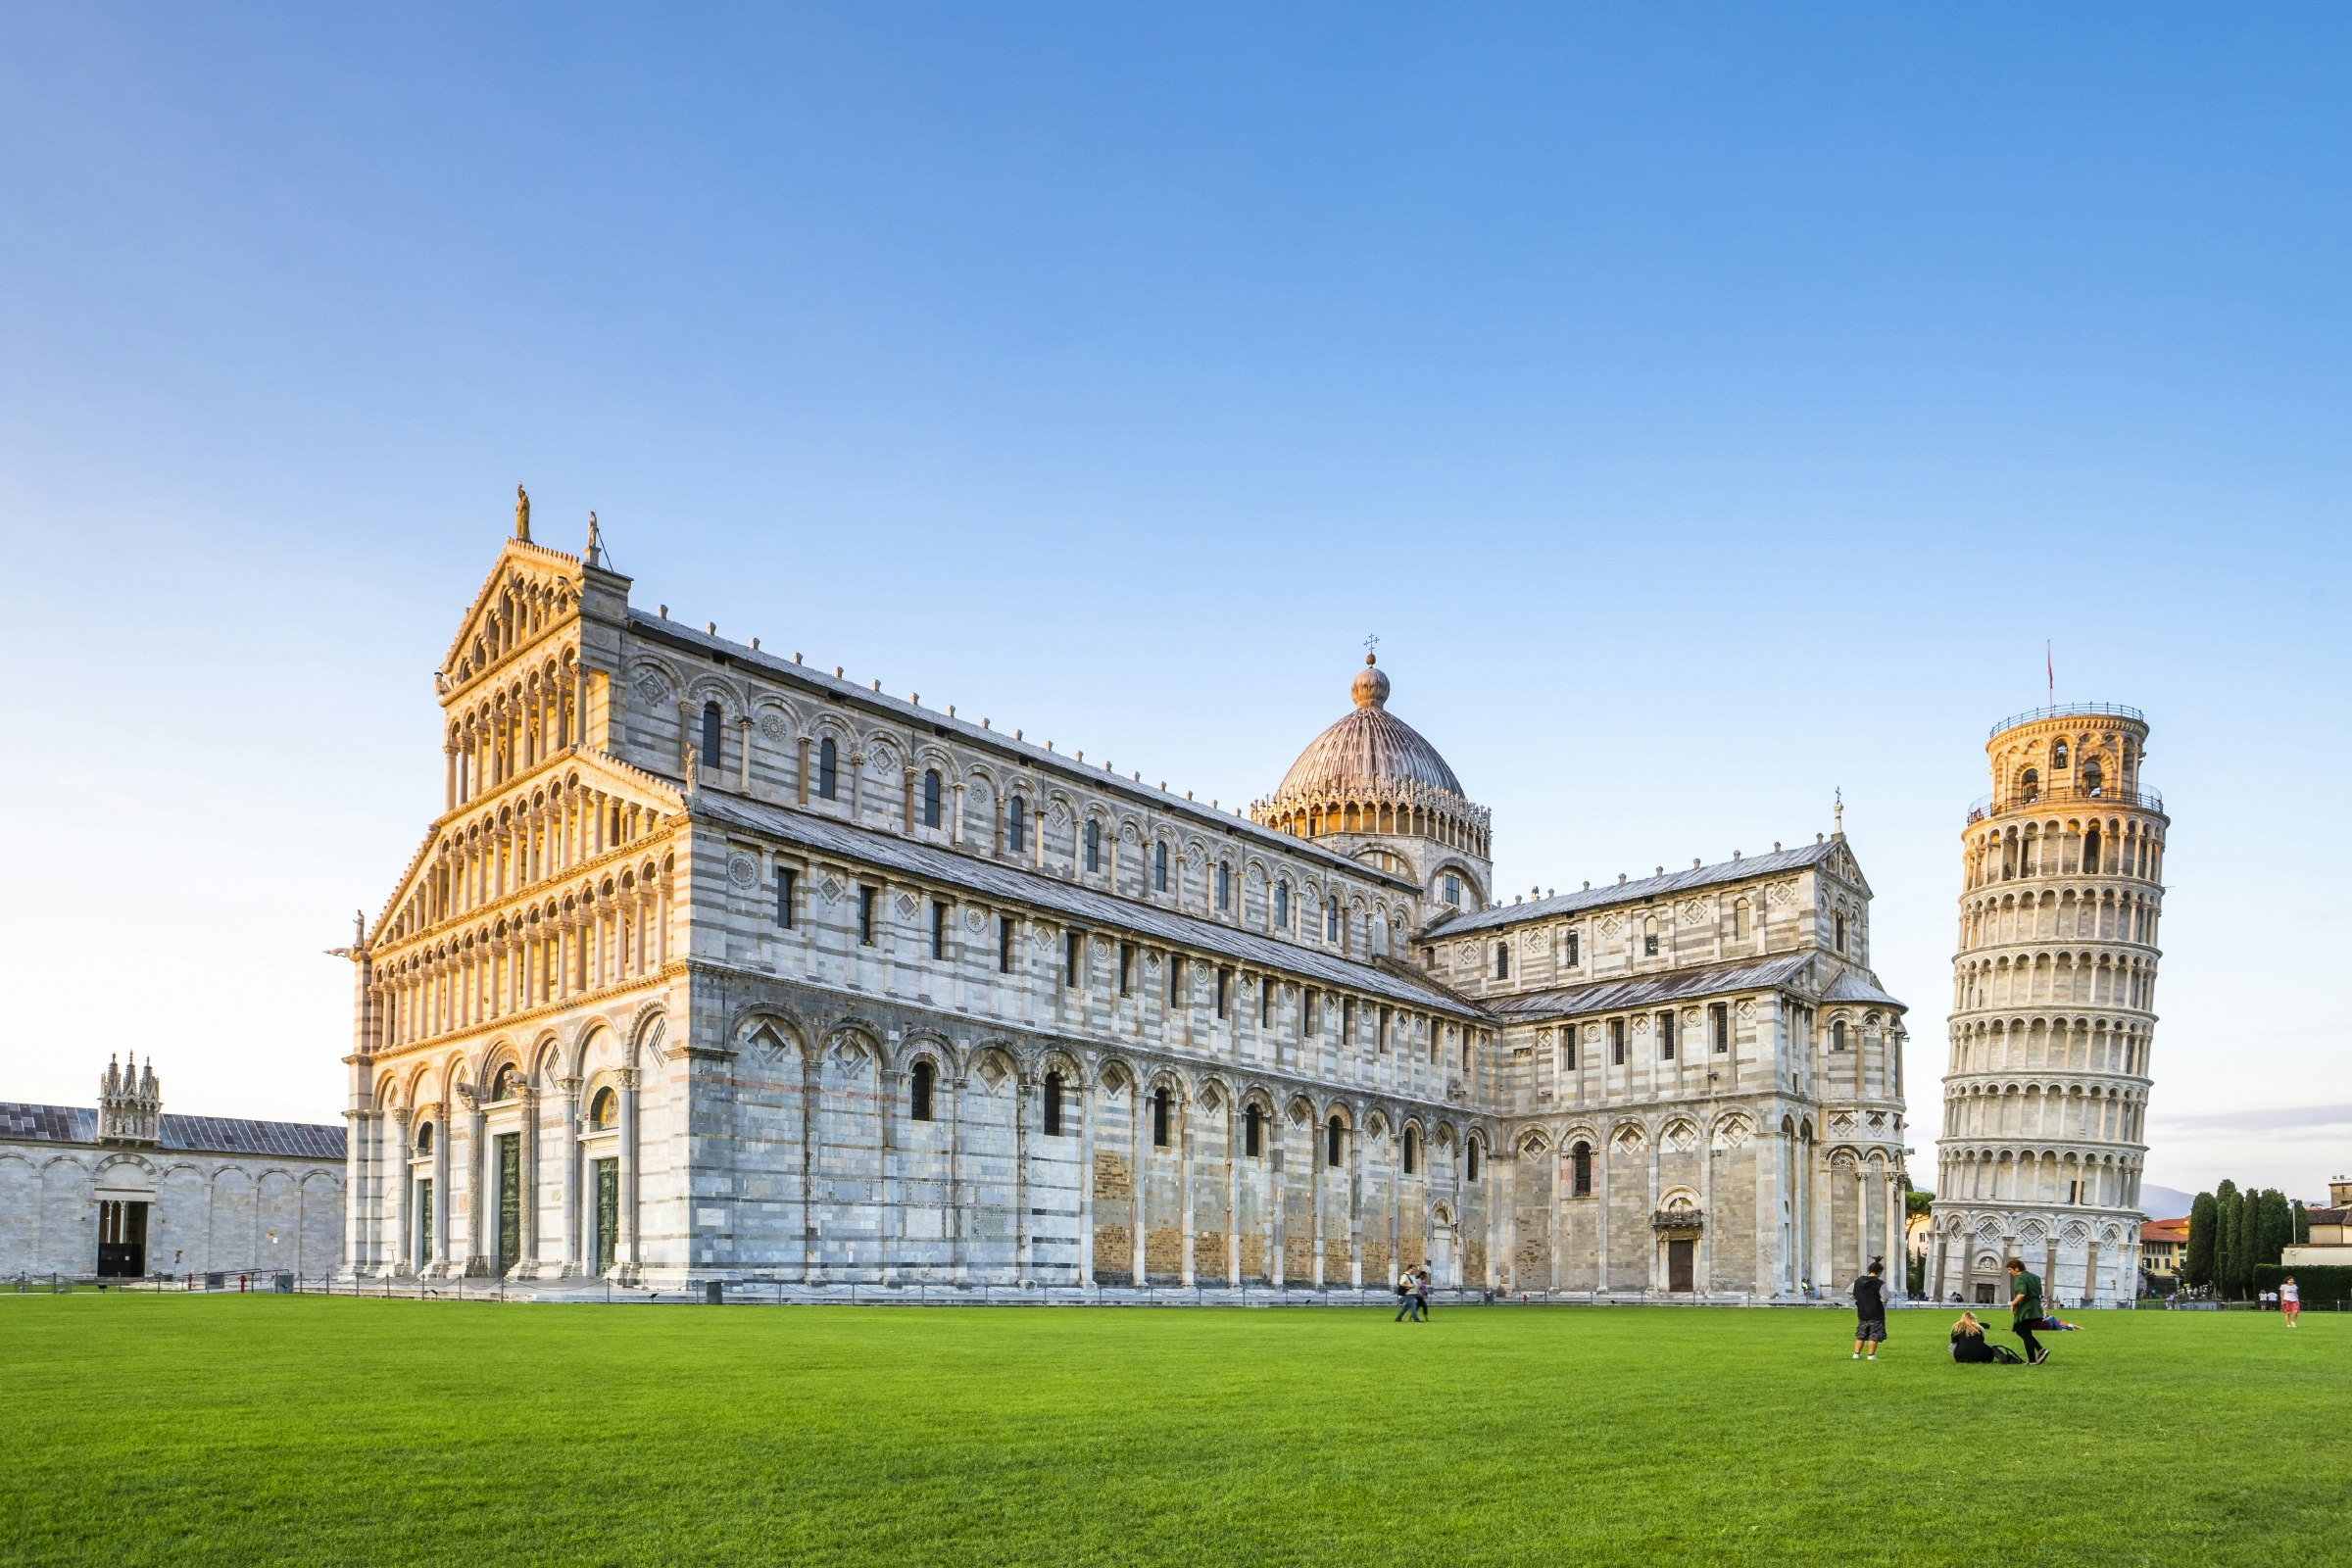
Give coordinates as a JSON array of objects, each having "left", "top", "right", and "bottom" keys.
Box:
[
  {"left": 0, "top": 1104, "right": 346, "bottom": 1160},
  {"left": 630, "top": 611, "right": 1414, "bottom": 890},
  {"left": 1823, "top": 970, "right": 1906, "bottom": 1009},
  {"left": 1482, "top": 954, "right": 1817, "bottom": 1020},
  {"left": 1424, "top": 840, "right": 1842, "bottom": 939},
  {"left": 693, "top": 789, "right": 1485, "bottom": 1018}
]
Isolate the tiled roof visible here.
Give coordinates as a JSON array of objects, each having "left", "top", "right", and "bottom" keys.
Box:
[
  {"left": 2139, "top": 1217, "right": 2191, "bottom": 1242},
  {"left": 1423, "top": 841, "right": 1842, "bottom": 938},
  {"left": 1481, "top": 954, "right": 1817, "bottom": 1020},
  {"left": 0, "top": 1103, "right": 345, "bottom": 1160},
  {"left": 691, "top": 789, "right": 1486, "bottom": 1018}
]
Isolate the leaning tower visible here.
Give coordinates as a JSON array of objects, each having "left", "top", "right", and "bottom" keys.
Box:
[{"left": 1929, "top": 704, "right": 2166, "bottom": 1307}]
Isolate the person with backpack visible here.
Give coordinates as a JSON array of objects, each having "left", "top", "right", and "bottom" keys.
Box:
[
  {"left": 1850, "top": 1258, "right": 1888, "bottom": 1360},
  {"left": 1394, "top": 1269, "right": 1421, "bottom": 1322},
  {"left": 1949, "top": 1311, "right": 2022, "bottom": 1363},
  {"left": 2006, "top": 1258, "right": 2048, "bottom": 1365}
]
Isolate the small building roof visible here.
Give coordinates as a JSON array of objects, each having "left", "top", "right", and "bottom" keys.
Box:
[
  {"left": 1480, "top": 953, "right": 1818, "bottom": 1020},
  {"left": 2139, "top": 1216, "right": 2191, "bottom": 1243},
  {"left": 0, "top": 1104, "right": 345, "bottom": 1161},
  {"left": 1423, "top": 840, "right": 1845, "bottom": 938}
]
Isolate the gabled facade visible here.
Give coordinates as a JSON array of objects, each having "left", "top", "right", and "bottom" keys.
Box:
[{"left": 338, "top": 510, "right": 1908, "bottom": 1298}]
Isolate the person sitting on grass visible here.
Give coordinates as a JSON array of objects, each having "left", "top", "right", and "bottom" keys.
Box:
[
  {"left": 1850, "top": 1258, "right": 1888, "bottom": 1360},
  {"left": 1948, "top": 1312, "right": 2022, "bottom": 1363}
]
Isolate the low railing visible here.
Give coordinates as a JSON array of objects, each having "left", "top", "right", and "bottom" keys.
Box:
[
  {"left": 1965, "top": 783, "right": 2165, "bottom": 825},
  {"left": 1986, "top": 702, "right": 2146, "bottom": 738}
]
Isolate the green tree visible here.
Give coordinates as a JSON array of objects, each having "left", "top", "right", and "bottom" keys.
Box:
[
  {"left": 2215, "top": 1181, "right": 2242, "bottom": 1298},
  {"left": 2184, "top": 1191, "right": 2218, "bottom": 1288},
  {"left": 2259, "top": 1189, "right": 2294, "bottom": 1268},
  {"left": 2294, "top": 1200, "right": 2311, "bottom": 1246}
]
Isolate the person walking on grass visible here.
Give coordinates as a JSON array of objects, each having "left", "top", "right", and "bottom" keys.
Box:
[
  {"left": 1394, "top": 1269, "right": 1420, "bottom": 1322},
  {"left": 2007, "top": 1258, "right": 2048, "bottom": 1365},
  {"left": 1850, "top": 1258, "right": 1888, "bottom": 1360},
  {"left": 2282, "top": 1276, "right": 2300, "bottom": 1328},
  {"left": 1413, "top": 1267, "right": 1432, "bottom": 1321}
]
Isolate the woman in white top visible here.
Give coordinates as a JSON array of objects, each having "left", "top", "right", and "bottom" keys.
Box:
[{"left": 2281, "top": 1276, "right": 2300, "bottom": 1328}]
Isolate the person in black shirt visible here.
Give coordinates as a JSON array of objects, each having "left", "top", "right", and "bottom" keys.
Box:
[
  {"left": 1949, "top": 1311, "right": 2001, "bottom": 1362},
  {"left": 1850, "top": 1258, "right": 1888, "bottom": 1360}
]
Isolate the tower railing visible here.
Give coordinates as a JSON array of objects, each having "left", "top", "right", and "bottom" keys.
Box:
[
  {"left": 1966, "top": 783, "right": 2165, "bottom": 824},
  {"left": 1986, "top": 701, "right": 2146, "bottom": 738}
]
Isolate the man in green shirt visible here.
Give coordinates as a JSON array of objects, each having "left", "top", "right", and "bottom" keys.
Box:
[{"left": 2007, "top": 1258, "right": 2048, "bottom": 1365}]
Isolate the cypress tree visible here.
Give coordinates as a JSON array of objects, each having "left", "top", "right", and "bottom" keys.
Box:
[
  {"left": 2294, "top": 1200, "right": 2311, "bottom": 1246},
  {"left": 2215, "top": 1181, "right": 2242, "bottom": 1298},
  {"left": 2260, "top": 1190, "right": 2294, "bottom": 1267},
  {"left": 2185, "top": 1191, "right": 2218, "bottom": 1288}
]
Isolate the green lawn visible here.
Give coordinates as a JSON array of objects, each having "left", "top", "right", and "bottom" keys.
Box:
[{"left": 3, "top": 1298, "right": 2342, "bottom": 1566}]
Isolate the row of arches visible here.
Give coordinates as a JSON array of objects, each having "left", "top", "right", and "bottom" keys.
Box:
[
  {"left": 371, "top": 856, "right": 675, "bottom": 1049},
  {"left": 384, "top": 771, "right": 663, "bottom": 944},
  {"left": 1937, "top": 1148, "right": 2144, "bottom": 1208},
  {"left": 447, "top": 647, "right": 581, "bottom": 809},
  {"left": 1959, "top": 885, "right": 2160, "bottom": 952},
  {"left": 443, "top": 567, "right": 576, "bottom": 692},
  {"left": 1253, "top": 779, "right": 1493, "bottom": 862},
  {"left": 1953, "top": 949, "right": 2160, "bottom": 1013},
  {"left": 1966, "top": 813, "right": 2163, "bottom": 890},
  {"left": 1939, "top": 1080, "right": 2147, "bottom": 1143},
  {"left": 1943, "top": 1014, "right": 2150, "bottom": 1077}
]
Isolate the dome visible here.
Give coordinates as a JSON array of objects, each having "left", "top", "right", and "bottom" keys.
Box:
[{"left": 1275, "top": 655, "right": 1464, "bottom": 799}]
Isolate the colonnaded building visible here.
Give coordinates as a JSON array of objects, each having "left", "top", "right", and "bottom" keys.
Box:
[
  {"left": 1, "top": 1058, "right": 346, "bottom": 1280},
  {"left": 336, "top": 499, "right": 1912, "bottom": 1297},
  {"left": 1927, "top": 705, "right": 2165, "bottom": 1306}
]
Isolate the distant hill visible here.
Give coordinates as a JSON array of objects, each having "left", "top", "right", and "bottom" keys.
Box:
[{"left": 2139, "top": 1184, "right": 2196, "bottom": 1220}]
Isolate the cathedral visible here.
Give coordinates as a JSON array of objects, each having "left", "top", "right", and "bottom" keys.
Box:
[{"left": 337, "top": 502, "right": 1912, "bottom": 1297}]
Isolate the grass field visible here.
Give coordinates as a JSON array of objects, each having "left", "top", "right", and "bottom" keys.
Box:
[{"left": 3, "top": 1298, "right": 2343, "bottom": 1566}]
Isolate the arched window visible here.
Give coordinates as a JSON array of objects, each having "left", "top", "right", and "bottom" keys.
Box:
[
  {"left": 589, "top": 1088, "right": 617, "bottom": 1129},
  {"left": 1152, "top": 1086, "right": 1172, "bottom": 1148},
  {"left": 817, "top": 736, "right": 839, "bottom": 800},
  {"left": 2082, "top": 760, "right": 2104, "bottom": 798},
  {"left": 1326, "top": 898, "right": 1341, "bottom": 942},
  {"left": 1643, "top": 916, "right": 1660, "bottom": 957},
  {"left": 699, "top": 702, "right": 722, "bottom": 776},
  {"left": 1734, "top": 899, "right": 1750, "bottom": 940},
  {"left": 1466, "top": 1139, "right": 1481, "bottom": 1183},
  {"left": 1835, "top": 912, "right": 1847, "bottom": 953},
  {"left": 910, "top": 1060, "right": 935, "bottom": 1122},
  {"left": 1571, "top": 1141, "right": 1592, "bottom": 1197},
  {"left": 1832, "top": 1019, "right": 1848, "bottom": 1053},
  {"left": 490, "top": 1065, "right": 520, "bottom": 1102},
  {"left": 1244, "top": 1104, "right": 1262, "bottom": 1158},
  {"left": 921, "top": 769, "right": 942, "bottom": 828},
  {"left": 1275, "top": 882, "right": 1290, "bottom": 928},
  {"left": 1043, "top": 1070, "right": 1065, "bottom": 1137},
  {"left": 2083, "top": 826, "right": 2102, "bottom": 875},
  {"left": 1494, "top": 942, "right": 1509, "bottom": 979},
  {"left": 1403, "top": 1127, "right": 1419, "bottom": 1175},
  {"left": 1084, "top": 818, "right": 1102, "bottom": 873},
  {"left": 1217, "top": 862, "right": 1232, "bottom": 911},
  {"left": 2053, "top": 740, "right": 2070, "bottom": 769},
  {"left": 1153, "top": 842, "right": 1168, "bottom": 891},
  {"left": 2019, "top": 766, "right": 2039, "bottom": 804},
  {"left": 1326, "top": 1114, "right": 1344, "bottom": 1168},
  {"left": 415, "top": 1121, "right": 434, "bottom": 1153},
  {"left": 1007, "top": 797, "right": 1027, "bottom": 853}
]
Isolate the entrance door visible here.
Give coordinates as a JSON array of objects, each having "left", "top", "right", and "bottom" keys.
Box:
[
  {"left": 496, "top": 1134, "right": 521, "bottom": 1275},
  {"left": 1667, "top": 1238, "right": 1695, "bottom": 1293},
  {"left": 1974, "top": 1282, "right": 1997, "bottom": 1305},
  {"left": 415, "top": 1177, "right": 434, "bottom": 1270},
  {"left": 593, "top": 1157, "right": 619, "bottom": 1274},
  {"left": 97, "top": 1200, "right": 148, "bottom": 1277}
]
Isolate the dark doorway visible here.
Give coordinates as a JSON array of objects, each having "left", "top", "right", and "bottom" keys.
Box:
[
  {"left": 1666, "top": 1238, "right": 1695, "bottom": 1293},
  {"left": 415, "top": 1177, "right": 433, "bottom": 1269},
  {"left": 593, "top": 1157, "right": 619, "bottom": 1275},
  {"left": 97, "top": 1200, "right": 148, "bottom": 1277},
  {"left": 496, "top": 1134, "right": 521, "bottom": 1275},
  {"left": 1974, "top": 1282, "right": 1998, "bottom": 1305}
]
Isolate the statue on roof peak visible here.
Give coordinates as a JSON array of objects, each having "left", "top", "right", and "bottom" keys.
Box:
[{"left": 514, "top": 484, "right": 531, "bottom": 542}]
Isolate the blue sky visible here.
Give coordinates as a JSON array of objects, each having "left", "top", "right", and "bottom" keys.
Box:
[{"left": 2, "top": 4, "right": 2346, "bottom": 1200}]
